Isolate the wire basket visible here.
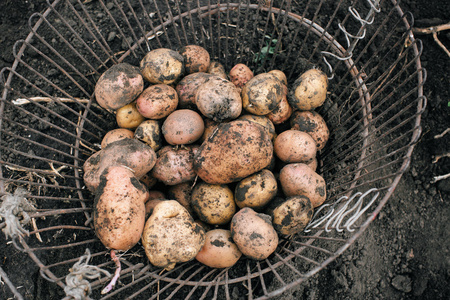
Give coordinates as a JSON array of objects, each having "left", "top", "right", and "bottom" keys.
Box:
[{"left": 0, "top": 0, "right": 425, "bottom": 299}]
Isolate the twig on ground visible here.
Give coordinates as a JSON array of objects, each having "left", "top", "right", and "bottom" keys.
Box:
[
  {"left": 431, "top": 172, "right": 450, "bottom": 184},
  {"left": 413, "top": 22, "right": 450, "bottom": 57}
]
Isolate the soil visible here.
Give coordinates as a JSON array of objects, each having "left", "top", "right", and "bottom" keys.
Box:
[{"left": 0, "top": 0, "right": 449, "bottom": 299}]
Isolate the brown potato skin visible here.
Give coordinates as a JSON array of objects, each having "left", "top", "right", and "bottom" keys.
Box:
[
  {"left": 94, "top": 166, "right": 149, "bottom": 251},
  {"left": 101, "top": 128, "right": 134, "bottom": 149},
  {"left": 116, "top": 102, "right": 146, "bottom": 129},
  {"left": 140, "top": 48, "right": 185, "bottom": 84},
  {"left": 234, "top": 169, "right": 278, "bottom": 210},
  {"left": 241, "top": 73, "right": 284, "bottom": 115},
  {"left": 136, "top": 84, "right": 178, "bottom": 119},
  {"left": 238, "top": 114, "right": 277, "bottom": 142},
  {"left": 229, "top": 63, "right": 254, "bottom": 91},
  {"left": 266, "top": 85, "right": 293, "bottom": 125},
  {"left": 167, "top": 182, "right": 195, "bottom": 216},
  {"left": 194, "top": 120, "right": 273, "bottom": 184},
  {"left": 230, "top": 207, "right": 278, "bottom": 260},
  {"left": 279, "top": 163, "right": 327, "bottom": 208},
  {"left": 176, "top": 72, "right": 213, "bottom": 109},
  {"left": 94, "top": 63, "right": 144, "bottom": 110},
  {"left": 268, "top": 69, "right": 288, "bottom": 86},
  {"left": 179, "top": 45, "right": 211, "bottom": 74},
  {"left": 162, "top": 109, "right": 205, "bottom": 145},
  {"left": 208, "top": 61, "right": 227, "bottom": 79},
  {"left": 195, "top": 229, "right": 242, "bottom": 268},
  {"left": 274, "top": 130, "right": 317, "bottom": 163},
  {"left": 290, "top": 110, "right": 330, "bottom": 151},
  {"left": 288, "top": 69, "right": 328, "bottom": 111},
  {"left": 134, "top": 119, "right": 163, "bottom": 151}
]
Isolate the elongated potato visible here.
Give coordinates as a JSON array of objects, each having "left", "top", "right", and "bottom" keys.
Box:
[{"left": 290, "top": 110, "right": 330, "bottom": 150}]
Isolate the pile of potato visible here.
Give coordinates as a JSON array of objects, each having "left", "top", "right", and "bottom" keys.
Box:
[{"left": 84, "top": 45, "right": 330, "bottom": 271}]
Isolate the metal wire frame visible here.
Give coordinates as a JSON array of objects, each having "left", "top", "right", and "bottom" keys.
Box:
[{"left": 0, "top": 0, "right": 425, "bottom": 299}]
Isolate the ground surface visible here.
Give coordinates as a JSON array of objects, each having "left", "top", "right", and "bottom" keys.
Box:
[{"left": 0, "top": 0, "right": 449, "bottom": 299}]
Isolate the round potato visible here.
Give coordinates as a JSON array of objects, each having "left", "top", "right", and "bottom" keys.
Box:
[
  {"left": 136, "top": 84, "right": 178, "bottom": 119},
  {"left": 289, "top": 68, "right": 328, "bottom": 111},
  {"left": 241, "top": 73, "right": 284, "bottom": 115},
  {"left": 290, "top": 110, "right": 330, "bottom": 150},
  {"left": 140, "top": 48, "right": 185, "bottom": 84},
  {"left": 195, "top": 229, "right": 242, "bottom": 268},
  {"left": 176, "top": 72, "right": 213, "bottom": 109},
  {"left": 116, "top": 102, "right": 145, "bottom": 129},
  {"left": 235, "top": 169, "right": 278, "bottom": 210},
  {"left": 134, "top": 119, "right": 163, "bottom": 151},
  {"left": 208, "top": 61, "right": 227, "bottom": 79},
  {"left": 268, "top": 69, "right": 288, "bottom": 86},
  {"left": 101, "top": 128, "right": 134, "bottom": 149},
  {"left": 229, "top": 63, "right": 254, "bottom": 91},
  {"left": 274, "top": 130, "right": 317, "bottom": 163},
  {"left": 162, "top": 109, "right": 205, "bottom": 145},
  {"left": 179, "top": 45, "right": 210, "bottom": 74},
  {"left": 94, "top": 63, "right": 144, "bottom": 110}
]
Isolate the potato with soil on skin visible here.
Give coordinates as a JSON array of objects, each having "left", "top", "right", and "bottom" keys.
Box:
[
  {"left": 167, "top": 182, "right": 195, "bottom": 216},
  {"left": 195, "top": 75, "right": 242, "bottom": 122},
  {"left": 288, "top": 68, "right": 328, "bottom": 111},
  {"left": 290, "top": 110, "right": 330, "bottom": 151},
  {"left": 279, "top": 163, "right": 327, "bottom": 208},
  {"left": 94, "top": 63, "right": 144, "bottom": 110},
  {"left": 274, "top": 130, "right": 317, "bottom": 163},
  {"left": 140, "top": 172, "right": 158, "bottom": 189},
  {"left": 162, "top": 109, "right": 205, "bottom": 145},
  {"left": 83, "top": 138, "right": 157, "bottom": 192},
  {"left": 151, "top": 145, "right": 199, "bottom": 186},
  {"left": 230, "top": 207, "right": 278, "bottom": 260},
  {"left": 193, "top": 119, "right": 274, "bottom": 184},
  {"left": 235, "top": 169, "right": 278, "bottom": 210},
  {"left": 190, "top": 182, "right": 236, "bottom": 225},
  {"left": 229, "top": 63, "right": 254, "bottom": 91},
  {"left": 140, "top": 48, "right": 185, "bottom": 84},
  {"left": 101, "top": 128, "right": 134, "bottom": 149},
  {"left": 241, "top": 73, "right": 285, "bottom": 115},
  {"left": 200, "top": 118, "right": 220, "bottom": 143},
  {"left": 265, "top": 195, "right": 314, "bottom": 235},
  {"left": 136, "top": 84, "right": 178, "bottom": 119},
  {"left": 195, "top": 229, "right": 242, "bottom": 268},
  {"left": 116, "top": 102, "right": 146, "bottom": 129},
  {"left": 134, "top": 119, "right": 163, "bottom": 152},
  {"left": 141, "top": 200, "right": 205, "bottom": 270},
  {"left": 175, "top": 72, "right": 213, "bottom": 109},
  {"left": 179, "top": 45, "right": 211, "bottom": 74},
  {"left": 208, "top": 60, "right": 227, "bottom": 79},
  {"left": 94, "top": 166, "right": 149, "bottom": 251},
  {"left": 268, "top": 69, "right": 288, "bottom": 86},
  {"left": 238, "top": 114, "right": 277, "bottom": 142},
  {"left": 266, "top": 85, "right": 293, "bottom": 125},
  {"left": 144, "top": 190, "right": 167, "bottom": 216}
]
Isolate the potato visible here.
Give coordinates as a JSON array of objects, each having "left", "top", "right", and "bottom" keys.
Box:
[
  {"left": 83, "top": 138, "right": 157, "bottom": 192},
  {"left": 144, "top": 191, "right": 167, "bottom": 216},
  {"left": 274, "top": 130, "right": 317, "bottom": 163},
  {"left": 167, "top": 182, "right": 195, "bottom": 216},
  {"left": 195, "top": 76, "right": 242, "bottom": 122},
  {"left": 151, "top": 145, "right": 199, "bottom": 186},
  {"left": 193, "top": 120, "right": 273, "bottom": 184},
  {"left": 116, "top": 102, "right": 145, "bottom": 129},
  {"left": 94, "top": 63, "right": 144, "bottom": 110},
  {"left": 136, "top": 84, "right": 178, "bottom": 119},
  {"left": 175, "top": 72, "right": 213, "bottom": 109},
  {"left": 265, "top": 195, "right": 313, "bottom": 235},
  {"left": 290, "top": 110, "right": 330, "bottom": 150},
  {"left": 266, "top": 86, "right": 293, "bottom": 125},
  {"left": 208, "top": 61, "right": 227, "bottom": 79},
  {"left": 191, "top": 182, "right": 236, "bottom": 225},
  {"left": 134, "top": 119, "right": 163, "bottom": 151},
  {"left": 195, "top": 229, "right": 242, "bottom": 268},
  {"left": 162, "top": 109, "right": 205, "bottom": 145},
  {"left": 200, "top": 118, "right": 220, "bottom": 143},
  {"left": 238, "top": 114, "right": 277, "bottom": 142},
  {"left": 229, "top": 63, "right": 254, "bottom": 91},
  {"left": 230, "top": 207, "right": 278, "bottom": 260},
  {"left": 279, "top": 163, "right": 326, "bottom": 208},
  {"left": 140, "top": 48, "right": 185, "bottom": 84},
  {"left": 234, "top": 169, "right": 278, "bottom": 210},
  {"left": 289, "top": 68, "right": 328, "bottom": 111},
  {"left": 268, "top": 69, "right": 287, "bottom": 86},
  {"left": 241, "top": 73, "right": 285, "bottom": 115},
  {"left": 306, "top": 157, "right": 318, "bottom": 171},
  {"left": 94, "top": 166, "right": 149, "bottom": 250},
  {"left": 179, "top": 45, "right": 210, "bottom": 74},
  {"left": 101, "top": 128, "right": 134, "bottom": 149},
  {"left": 142, "top": 200, "right": 205, "bottom": 270},
  {"left": 140, "top": 172, "right": 158, "bottom": 189}
]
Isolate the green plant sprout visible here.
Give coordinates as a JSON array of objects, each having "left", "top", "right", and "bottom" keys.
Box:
[{"left": 254, "top": 35, "right": 278, "bottom": 64}]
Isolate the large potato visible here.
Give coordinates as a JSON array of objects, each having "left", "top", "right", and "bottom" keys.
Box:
[
  {"left": 290, "top": 110, "right": 330, "bottom": 150},
  {"left": 193, "top": 120, "right": 273, "bottom": 184},
  {"left": 140, "top": 48, "right": 184, "bottom": 84},
  {"left": 288, "top": 68, "right": 328, "bottom": 111},
  {"left": 241, "top": 73, "right": 284, "bottom": 115}
]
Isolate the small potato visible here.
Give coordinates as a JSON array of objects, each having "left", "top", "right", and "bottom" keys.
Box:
[
  {"left": 94, "top": 63, "right": 144, "bottom": 110},
  {"left": 265, "top": 195, "right": 313, "bottom": 235},
  {"left": 235, "top": 169, "right": 278, "bottom": 210},
  {"left": 162, "top": 109, "right": 205, "bottom": 145},
  {"left": 266, "top": 86, "right": 292, "bottom": 125},
  {"left": 179, "top": 45, "right": 210, "bottom": 74},
  {"left": 151, "top": 145, "right": 199, "bottom": 186},
  {"left": 289, "top": 68, "right": 328, "bottom": 111},
  {"left": 268, "top": 69, "right": 287, "bottom": 86},
  {"left": 116, "top": 102, "right": 145, "bottom": 129},
  {"left": 140, "top": 48, "right": 185, "bottom": 84},
  {"left": 274, "top": 130, "right": 317, "bottom": 163},
  {"left": 208, "top": 61, "right": 227, "bottom": 79},
  {"left": 176, "top": 72, "right": 213, "bottom": 109},
  {"left": 200, "top": 118, "right": 220, "bottom": 143},
  {"left": 230, "top": 207, "right": 278, "bottom": 260},
  {"left": 136, "top": 84, "right": 178, "bottom": 119},
  {"left": 195, "top": 229, "right": 242, "bottom": 268},
  {"left": 101, "top": 128, "right": 134, "bottom": 149},
  {"left": 167, "top": 182, "right": 195, "bottom": 216},
  {"left": 229, "top": 63, "right": 254, "bottom": 91},
  {"left": 134, "top": 120, "right": 163, "bottom": 151},
  {"left": 191, "top": 182, "right": 236, "bottom": 225},
  {"left": 290, "top": 110, "right": 330, "bottom": 150},
  {"left": 238, "top": 114, "right": 276, "bottom": 142},
  {"left": 195, "top": 76, "right": 242, "bottom": 122},
  {"left": 279, "top": 163, "right": 326, "bottom": 208},
  {"left": 144, "top": 191, "right": 167, "bottom": 216},
  {"left": 241, "top": 73, "right": 284, "bottom": 115}
]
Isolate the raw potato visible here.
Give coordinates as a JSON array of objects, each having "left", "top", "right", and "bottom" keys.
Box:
[
  {"left": 229, "top": 63, "right": 254, "bottom": 91},
  {"left": 167, "top": 182, "right": 195, "bottom": 216},
  {"left": 289, "top": 69, "right": 328, "bottom": 111},
  {"left": 266, "top": 85, "right": 292, "bottom": 125},
  {"left": 142, "top": 200, "right": 205, "bottom": 270},
  {"left": 134, "top": 120, "right": 163, "bottom": 151},
  {"left": 144, "top": 191, "right": 166, "bottom": 216},
  {"left": 290, "top": 110, "right": 330, "bottom": 150},
  {"left": 94, "top": 63, "right": 144, "bottom": 110},
  {"left": 116, "top": 102, "right": 145, "bottom": 129},
  {"left": 94, "top": 166, "right": 149, "bottom": 250},
  {"left": 274, "top": 130, "right": 317, "bottom": 163},
  {"left": 230, "top": 207, "right": 278, "bottom": 260},
  {"left": 208, "top": 61, "right": 227, "bottom": 79},
  {"left": 279, "top": 163, "right": 327, "bottom": 208},
  {"left": 235, "top": 169, "right": 278, "bottom": 210},
  {"left": 191, "top": 183, "right": 236, "bottom": 225},
  {"left": 179, "top": 45, "right": 210, "bottom": 74},
  {"left": 195, "top": 229, "right": 242, "bottom": 268},
  {"left": 140, "top": 48, "right": 185, "bottom": 84},
  {"left": 200, "top": 118, "right": 220, "bottom": 143},
  {"left": 268, "top": 69, "right": 288, "bottom": 86},
  {"left": 176, "top": 72, "right": 213, "bottom": 109},
  {"left": 266, "top": 195, "right": 314, "bottom": 235},
  {"left": 193, "top": 120, "right": 273, "bottom": 184},
  {"left": 162, "top": 109, "right": 205, "bottom": 145},
  {"left": 238, "top": 114, "right": 277, "bottom": 142},
  {"left": 101, "top": 128, "right": 134, "bottom": 149},
  {"left": 136, "top": 84, "right": 178, "bottom": 119},
  {"left": 241, "top": 73, "right": 285, "bottom": 115}
]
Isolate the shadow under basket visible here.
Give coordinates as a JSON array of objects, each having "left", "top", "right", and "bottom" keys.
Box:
[{"left": 0, "top": 0, "right": 426, "bottom": 299}]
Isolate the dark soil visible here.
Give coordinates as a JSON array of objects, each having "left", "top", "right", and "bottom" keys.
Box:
[{"left": 0, "top": 0, "right": 449, "bottom": 299}]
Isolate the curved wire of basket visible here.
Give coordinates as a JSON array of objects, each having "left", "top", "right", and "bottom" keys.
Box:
[{"left": 0, "top": 0, "right": 425, "bottom": 299}]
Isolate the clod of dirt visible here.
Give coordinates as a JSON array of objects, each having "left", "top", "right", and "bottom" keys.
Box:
[{"left": 391, "top": 274, "right": 412, "bottom": 293}]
